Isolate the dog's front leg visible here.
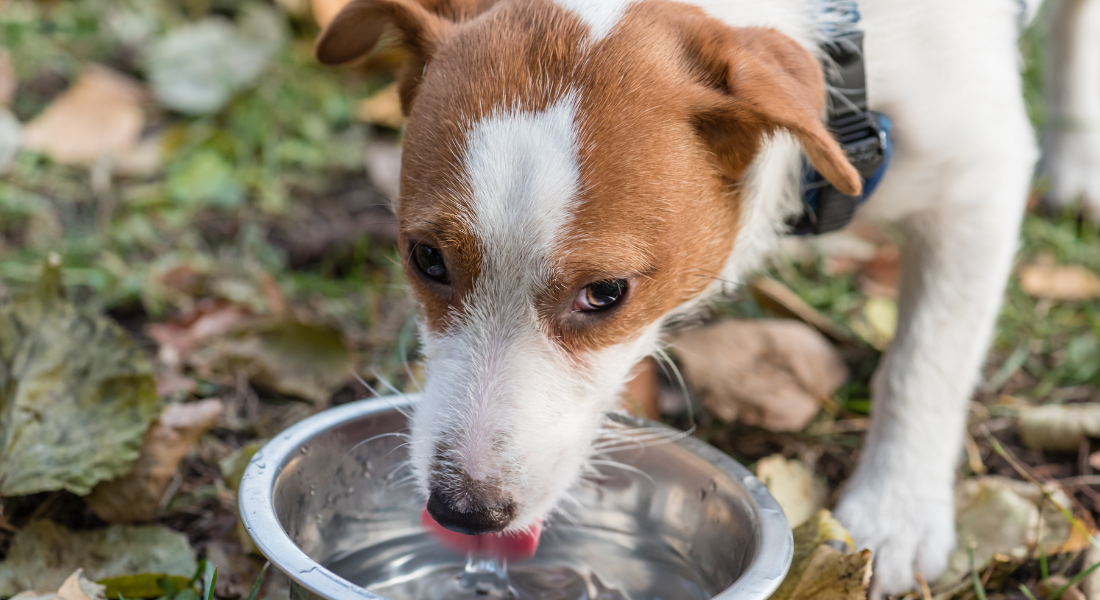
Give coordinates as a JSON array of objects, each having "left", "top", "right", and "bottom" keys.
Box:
[{"left": 834, "top": 198, "right": 1027, "bottom": 597}]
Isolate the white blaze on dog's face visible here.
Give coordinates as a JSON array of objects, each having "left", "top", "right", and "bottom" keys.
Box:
[{"left": 316, "top": 0, "right": 859, "bottom": 534}]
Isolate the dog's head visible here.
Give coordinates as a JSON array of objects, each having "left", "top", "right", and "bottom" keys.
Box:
[{"left": 318, "top": 0, "right": 858, "bottom": 535}]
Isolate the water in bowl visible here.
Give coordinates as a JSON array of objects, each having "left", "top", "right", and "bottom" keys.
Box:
[{"left": 324, "top": 523, "right": 714, "bottom": 600}]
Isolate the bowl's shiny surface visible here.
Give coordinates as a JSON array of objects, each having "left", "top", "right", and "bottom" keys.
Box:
[{"left": 238, "top": 396, "right": 793, "bottom": 600}]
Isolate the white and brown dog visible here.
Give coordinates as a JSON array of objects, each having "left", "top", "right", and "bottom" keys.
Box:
[{"left": 315, "top": 0, "right": 1100, "bottom": 595}]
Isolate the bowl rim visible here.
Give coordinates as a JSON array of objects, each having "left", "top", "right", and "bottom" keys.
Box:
[{"left": 238, "top": 395, "right": 793, "bottom": 600}]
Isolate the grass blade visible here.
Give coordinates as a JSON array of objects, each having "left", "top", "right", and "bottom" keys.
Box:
[
  {"left": 245, "top": 563, "right": 270, "bottom": 600},
  {"left": 1052, "top": 560, "right": 1100, "bottom": 600}
]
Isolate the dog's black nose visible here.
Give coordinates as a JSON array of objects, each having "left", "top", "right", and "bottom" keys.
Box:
[{"left": 426, "top": 488, "right": 516, "bottom": 535}]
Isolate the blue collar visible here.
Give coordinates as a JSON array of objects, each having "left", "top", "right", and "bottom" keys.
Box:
[{"left": 788, "top": 6, "right": 893, "bottom": 235}]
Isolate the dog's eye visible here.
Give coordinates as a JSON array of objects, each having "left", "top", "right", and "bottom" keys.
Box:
[
  {"left": 413, "top": 243, "right": 449, "bottom": 283},
  {"left": 574, "top": 279, "right": 627, "bottom": 311}
]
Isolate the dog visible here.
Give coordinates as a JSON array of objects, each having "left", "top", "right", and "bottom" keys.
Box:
[{"left": 315, "top": 0, "right": 1100, "bottom": 595}]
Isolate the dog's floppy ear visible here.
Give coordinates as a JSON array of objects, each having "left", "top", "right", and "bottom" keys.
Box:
[
  {"left": 315, "top": 0, "right": 452, "bottom": 65},
  {"left": 686, "top": 25, "right": 862, "bottom": 196}
]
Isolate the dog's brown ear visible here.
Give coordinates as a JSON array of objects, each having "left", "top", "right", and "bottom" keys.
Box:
[
  {"left": 315, "top": 0, "right": 452, "bottom": 65},
  {"left": 686, "top": 25, "right": 862, "bottom": 196}
]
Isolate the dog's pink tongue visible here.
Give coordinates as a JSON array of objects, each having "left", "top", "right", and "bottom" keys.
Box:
[{"left": 420, "top": 508, "right": 542, "bottom": 560}]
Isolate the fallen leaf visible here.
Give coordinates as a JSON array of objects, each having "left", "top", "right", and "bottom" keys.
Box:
[
  {"left": 1019, "top": 403, "right": 1100, "bottom": 452},
  {"left": 57, "top": 570, "right": 104, "bottom": 600},
  {"left": 146, "top": 300, "right": 254, "bottom": 368},
  {"left": 756, "top": 455, "right": 828, "bottom": 528},
  {"left": 85, "top": 399, "right": 225, "bottom": 523},
  {"left": 191, "top": 321, "right": 353, "bottom": 403},
  {"left": 0, "top": 257, "right": 161, "bottom": 496},
  {"left": 672, "top": 319, "right": 848, "bottom": 432},
  {"left": 154, "top": 370, "right": 197, "bottom": 400},
  {"left": 97, "top": 574, "right": 191, "bottom": 600},
  {"left": 1019, "top": 264, "right": 1100, "bottom": 301},
  {"left": 219, "top": 439, "right": 266, "bottom": 491},
  {"left": 787, "top": 547, "right": 872, "bottom": 600},
  {"left": 22, "top": 66, "right": 144, "bottom": 165},
  {"left": 0, "top": 521, "right": 195, "bottom": 597},
  {"left": 850, "top": 297, "right": 897, "bottom": 350},
  {"left": 0, "top": 107, "right": 22, "bottom": 174},
  {"left": 748, "top": 277, "right": 854, "bottom": 345},
  {"left": 113, "top": 133, "right": 164, "bottom": 178},
  {"left": 357, "top": 82, "right": 404, "bottom": 129},
  {"left": 145, "top": 5, "right": 285, "bottom": 115},
  {"left": 936, "top": 476, "right": 1083, "bottom": 585},
  {"left": 14, "top": 569, "right": 109, "bottom": 600},
  {"left": 770, "top": 510, "right": 859, "bottom": 600},
  {"left": 1040, "top": 576, "right": 1086, "bottom": 600}
]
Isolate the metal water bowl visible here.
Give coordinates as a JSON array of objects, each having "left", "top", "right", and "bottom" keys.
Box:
[{"left": 238, "top": 396, "right": 793, "bottom": 599}]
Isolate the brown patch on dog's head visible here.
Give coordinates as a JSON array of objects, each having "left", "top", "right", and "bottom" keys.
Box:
[{"left": 318, "top": 0, "right": 859, "bottom": 355}]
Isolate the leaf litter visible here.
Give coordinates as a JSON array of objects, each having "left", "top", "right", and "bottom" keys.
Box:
[
  {"left": 0, "top": 256, "right": 161, "bottom": 497},
  {"left": 86, "top": 399, "right": 224, "bottom": 524},
  {"left": 0, "top": 521, "right": 195, "bottom": 596}
]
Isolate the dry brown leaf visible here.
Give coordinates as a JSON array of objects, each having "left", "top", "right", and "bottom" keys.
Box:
[
  {"left": 13, "top": 569, "right": 108, "bottom": 600},
  {"left": 1018, "top": 403, "right": 1100, "bottom": 452},
  {"left": 0, "top": 50, "right": 15, "bottom": 107},
  {"left": 85, "top": 399, "right": 224, "bottom": 523},
  {"left": 357, "top": 82, "right": 404, "bottom": 129},
  {"left": 756, "top": 455, "right": 827, "bottom": 528},
  {"left": 56, "top": 570, "right": 104, "bottom": 600},
  {"left": 672, "top": 319, "right": 847, "bottom": 432},
  {"left": 146, "top": 300, "right": 254, "bottom": 368},
  {"left": 22, "top": 65, "right": 144, "bottom": 165},
  {"left": 748, "top": 277, "right": 854, "bottom": 345},
  {"left": 1019, "top": 264, "right": 1100, "bottom": 301}
]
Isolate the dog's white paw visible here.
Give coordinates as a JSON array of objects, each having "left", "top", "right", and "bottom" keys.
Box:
[
  {"left": 1044, "top": 130, "right": 1100, "bottom": 219},
  {"left": 834, "top": 478, "right": 956, "bottom": 599}
]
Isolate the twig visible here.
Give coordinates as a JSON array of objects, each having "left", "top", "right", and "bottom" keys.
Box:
[{"left": 915, "top": 572, "right": 933, "bottom": 600}]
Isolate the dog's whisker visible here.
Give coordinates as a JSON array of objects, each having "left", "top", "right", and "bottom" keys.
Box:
[
  {"left": 342, "top": 431, "right": 411, "bottom": 462},
  {"left": 652, "top": 346, "right": 694, "bottom": 427},
  {"left": 352, "top": 370, "right": 415, "bottom": 420},
  {"left": 587, "top": 458, "right": 657, "bottom": 486}
]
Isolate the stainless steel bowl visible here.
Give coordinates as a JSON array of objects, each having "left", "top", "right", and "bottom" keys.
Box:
[{"left": 238, "top": 396, "right": 793, "bottom": 600}]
